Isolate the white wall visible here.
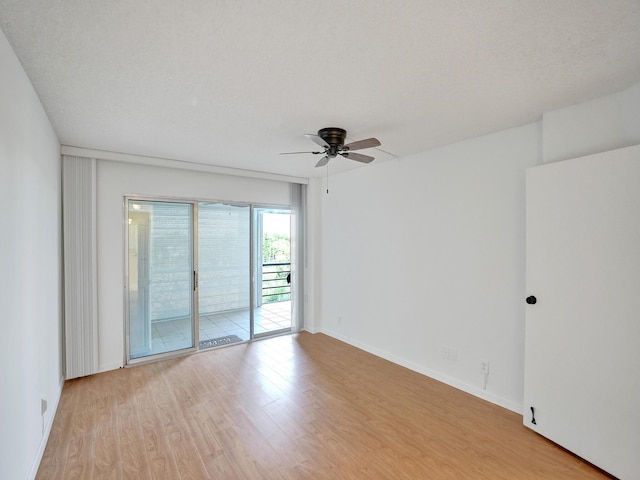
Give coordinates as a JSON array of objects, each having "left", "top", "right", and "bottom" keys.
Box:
[
  {"left": 543, "top": 81, "right": 640, "bottom": 163},
  {"left": 318, "top": 123, "right": 541, "bottom": 411},
  {"left": 96, "top": 160, "right": 293, "bottom": 371},
  {"left": 0, "top": 29, "right": 62, "bottom": 480},
  {"left": 315, "top": 80, "right": 640, "bottom": 414}
]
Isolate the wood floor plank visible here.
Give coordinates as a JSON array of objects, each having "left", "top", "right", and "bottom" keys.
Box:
[
  {"left": 117, "top": 402, "right": 151, "bottom": 480},
  {"left": 60, "top": 434, "right": 95, "bottom": 480},
  {"left": 143, "top": 430, "right": 180, "bottom": 480},
  {"left": 92, "top": 405, "right": 121, "bottom": 480},
  {"left": 36, "top": 332, "right": 615, "bottom": 479},
  {"left": 199, "top": 450, "right": 243, "bottom": 480},
  {"left": 168, "top": 426, "right": 211, "bottom": 480}
]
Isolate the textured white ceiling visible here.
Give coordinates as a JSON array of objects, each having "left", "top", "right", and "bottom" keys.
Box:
[{"left": 1, "top": 1, "right": 640, "bottom": 178}]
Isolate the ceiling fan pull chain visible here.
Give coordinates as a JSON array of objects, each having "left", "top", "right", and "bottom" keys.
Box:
[{"left": 326, "top": 162, "right": 329, "bottom": 194}]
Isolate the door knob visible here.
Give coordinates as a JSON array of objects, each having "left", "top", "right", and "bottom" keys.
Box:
[{"left": 526, "top": 296, "right": 537, "bottom": 305}]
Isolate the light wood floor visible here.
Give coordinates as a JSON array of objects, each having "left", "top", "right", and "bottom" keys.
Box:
[{"left": 37, "top": 332, "right": 614, "bottom": 479}]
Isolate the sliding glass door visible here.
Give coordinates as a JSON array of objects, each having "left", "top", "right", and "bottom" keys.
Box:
[
  {"left": 126, "top": 198, "right": 296, "bottom": 363},
  {"left": 127, "top": 200, "right": 195, "bottom": 360},
  {"left": 254, "top": 208, "right": 292, "bottom": 337},
  {"left": 197, "top": 203, "right": 251, "bottom": 348}
]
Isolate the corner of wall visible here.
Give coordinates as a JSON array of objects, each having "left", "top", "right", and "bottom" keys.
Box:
[
  {"left": 320, "top": 328, "right": 523, "bottom": 414},
  {"left": 542, "top": 81, "right": 640, "bottom": 163},
  {"left": 1, "top": 26, "right": 63, "bottom": 480},
  {"left": 27, "top": 377, "right": 65, "bottom": 480}
]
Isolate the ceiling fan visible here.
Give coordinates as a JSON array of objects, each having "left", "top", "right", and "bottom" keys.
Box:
[{"left": 281, "top": 127, "right": 381, "bottom": 167}]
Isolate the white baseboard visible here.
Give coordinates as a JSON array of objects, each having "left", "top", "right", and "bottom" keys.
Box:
[
  {"left": 28, "top": 376, "right": 64, "bottom": 480},
  {"left": 99, "top": 361, "right": 124, "bottom": 373},
  {"left": 321, "top": 328, "right": 523, "bottom": 415}
]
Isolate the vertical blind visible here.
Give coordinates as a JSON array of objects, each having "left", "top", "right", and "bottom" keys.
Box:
[{"left": 62, "top": 156, "right": 98, "bottom": 379}]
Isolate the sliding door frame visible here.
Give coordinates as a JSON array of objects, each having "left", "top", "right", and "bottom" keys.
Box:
[
  {"left": 124, "top": 195, "right": 199, "bottom": 366},
  {"left": 252, "top": 205, "right": 294, "bottom": 339},
  {"left": 124, "top": 195, "right": 297, "bottom": 366}
]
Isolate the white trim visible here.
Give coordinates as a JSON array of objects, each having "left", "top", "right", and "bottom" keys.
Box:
[
  {"left": 61, "top": 145, "right": 309, "bottom": 185},
  {"left": 321, "top": 328, "right": 523, "bottom": 414},
  {"left": 28, "top": 377, "right": 65, "bottom": 480},
  {"left": 99, "top": 361, "right": 125, "bottom": 373}
]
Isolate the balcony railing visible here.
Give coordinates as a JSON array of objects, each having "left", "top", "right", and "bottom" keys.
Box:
[{"left": 262, "top": 262, "right": 291, "bottom": 303}]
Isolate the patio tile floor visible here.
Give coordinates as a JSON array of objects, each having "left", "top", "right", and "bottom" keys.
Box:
[{"left": 147, "top": 300, "right": 291, "bottom": 356}]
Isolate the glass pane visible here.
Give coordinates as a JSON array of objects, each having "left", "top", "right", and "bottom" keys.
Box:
[
  {"left": 255, "top": 209, "right": 292, "bottom": 336},
  {"left": 128, "top": 200, "right": 194, "bottom": 359},
  {"left": 198, "top": 203, "right": 250, "bottom": 349}
]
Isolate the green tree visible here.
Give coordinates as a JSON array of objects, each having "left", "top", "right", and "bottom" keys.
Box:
[{"left": 262, "top": 233, "right": 290, "bottom": 263}]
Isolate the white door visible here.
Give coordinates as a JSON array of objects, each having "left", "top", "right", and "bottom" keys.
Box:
[{"left": 524, "top": 145, "right": 640, "bottom": 480}]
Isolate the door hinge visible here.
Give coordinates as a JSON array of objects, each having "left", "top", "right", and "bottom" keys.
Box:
[{"left": 194, "top": 270, "right": 198, "bottom": 291}]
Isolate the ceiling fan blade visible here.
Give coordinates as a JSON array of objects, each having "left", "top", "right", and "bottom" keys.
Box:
[
  {"left": 305, "top": 134, "right": 330, "bottom": 149},
  {"left": 315, "top": 156, "right": 330, "bottom": 168},
  {"left": 343, "top": 137, "right": 381, "bottom": 151},
  {"left": 279, "top": 151, "right": 323, "bottom": 155},
  {"left": 340, "top": 152, "right": 374, "bottom": 163}
]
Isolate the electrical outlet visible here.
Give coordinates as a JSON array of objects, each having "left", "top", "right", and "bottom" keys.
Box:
[
  {"left": 41, "top": 398, "right": 47, "bottom": 415},
  {"left": 480, "top": 359, "right": 490, "bottom": 375}
]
